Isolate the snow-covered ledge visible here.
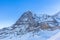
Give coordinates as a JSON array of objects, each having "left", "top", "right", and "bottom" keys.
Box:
[{"left": 47, "top": 32, "right": 60, "bottom": 40}]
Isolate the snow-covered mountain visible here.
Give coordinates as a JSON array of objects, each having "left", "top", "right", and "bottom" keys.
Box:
[{"left": 0, "top": 11, "right": 60, "bottom": 40}]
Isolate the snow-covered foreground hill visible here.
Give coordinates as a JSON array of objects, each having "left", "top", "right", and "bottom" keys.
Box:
[
  {"left": 0, "top": 11, "right": 60, "bottom": 40},
  {"left": 0, "top": 29, "right": 60, "bottom": 40},
  {"left": 47, "top": 31, "right": 60, "bottom": 40}
]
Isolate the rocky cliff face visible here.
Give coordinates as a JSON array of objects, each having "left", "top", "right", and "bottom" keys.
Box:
[{"left": 0, "top": 11, "right": 60, "bottom": 39}]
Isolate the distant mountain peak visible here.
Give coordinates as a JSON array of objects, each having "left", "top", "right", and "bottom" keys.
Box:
[
  {"left": 0, "top": 11, "right": 60, "bottom": 40},
  {"left": 14, "top": 11, "right": 34, "bottom": 26},
  {"left": 53, "top": 11, "right": 60, "bottom": 16}
]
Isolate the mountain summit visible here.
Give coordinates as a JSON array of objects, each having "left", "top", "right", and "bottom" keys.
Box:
[{"left": 0, "top": 11, "right": 60, "bottom": 40}]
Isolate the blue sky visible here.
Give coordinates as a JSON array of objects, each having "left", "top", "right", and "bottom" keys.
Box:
[{"left": 0, "top": 0, "right": 60, "bottom": 29}]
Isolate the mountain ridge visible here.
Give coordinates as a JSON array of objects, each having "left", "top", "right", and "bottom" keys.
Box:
[{"left": 0, "top": 11, "right": 60, "bottom": 40}]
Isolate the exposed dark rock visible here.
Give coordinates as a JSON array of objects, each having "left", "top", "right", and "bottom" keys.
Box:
[{"left": 0, "top": 11, "right": 60, "bottom": 39}]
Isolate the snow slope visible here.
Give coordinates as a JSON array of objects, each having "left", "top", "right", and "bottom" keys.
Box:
[
  {"left": 47, "top": 32, "right": 60, "bottom": 40},
  {"left": 0, "top": 29, "right": 60, "bottom": 40}
]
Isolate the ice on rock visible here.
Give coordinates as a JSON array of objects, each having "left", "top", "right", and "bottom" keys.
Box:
[{"left": 0, "top": 11, "right": 60, "bottom": 40}]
